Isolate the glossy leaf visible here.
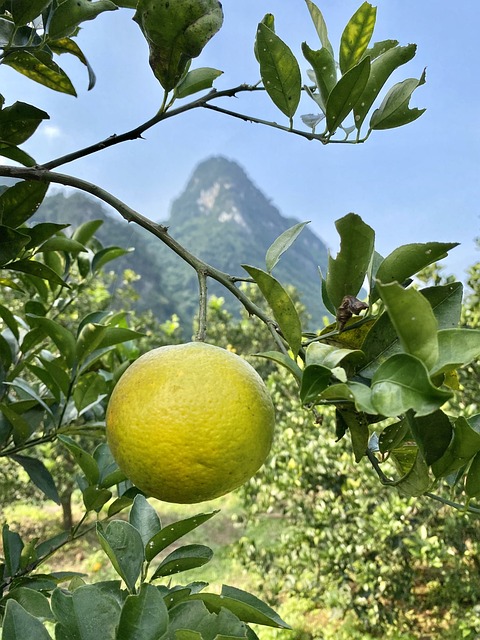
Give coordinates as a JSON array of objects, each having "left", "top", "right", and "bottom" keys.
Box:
[
  {"left": 4, "top": 587, "right": 53, "bottom": 621},
  {"left": 145, "top": 511, "right": 218, "bottom": 562},
  {"left": 2, "top": 600, "right": 51, "bottom": 640},
  {"left": 12, "top": 454, "right": 61, "bottom": 504},
  {"left": 168, "top": 600, "right": 247, "bottom": 639},
  {"left": 394, "top": 450, "right": 431, "bottom": 497},
  {"left": 117, "top": 583, "right": 169, "bottom": 640},
  {"left": 3, "top": 50, "right": 77, "bottom": 96},
  {"left": 10, "top": 0, "right": 51, "bottom": 26},
  {"left": 175, "top": 67, "right": 223, "bottom": 98},
  {"left": 354, "top": 44, "right": 417, "bottom": 130},
  {"left": 58, "top": 435, "right": 100, "bottom": 485},
  {"left": 0, "top": 101, "right": 49, "bottom": 146},
  {"left": 326, "top": 56, "right": 370, "bottom": 133},
  {"left": 7, "top": 258, "right": 67, "bottom": 288},
  {"left": 129, "top": 495, "right": 161, "bottom": 550},
  {"left": 254, "top": 351, "right": 302, "bottom": 381},
  {"left": 48, "top": 0, "right": 118, "bottom": 40},
  {"left": 191, "top": 584, "right": 290, "bottom": 629},
  {"left": 325, "top": 213, "right": 375, "bottom": 309},
  {"left": 420, "top": 282, "right": 463, "bottom": 329},
  {"left": 26, "top": 316, "right": 76, "bottom": 367},
  {"left": 306, "top": 341, "right": 364, "bottom": 370},
  {"left": 370, "top": 68, "right": 426, "bottom": 130},
  {"left": 376, "top": 281, "right": 439, "bottom": 370},
  {"left": 3, "top": 524, "right": 24, "bottom": 578},
  {"left": 339, "top": 2, "right": 376, "bottom": 74},
  {"left": 432, "top": 417, "right": 480, "bottom": 478},
  {"left": 304, "top": 0, "right": 334, "bottom": 55},
  {"left": 301, "top": 43, "right": 336, "bottom": 112},
  {"left": 379, "top": 418, "right": 409, "bottom": 454},
  {"left": 408, "top": 410, "right": 453, "bottom": 466},
  {"left": 242, "top": 265, "right": 302, "bottom": 357},
  {"left": 430, "top": 328, "right": 480, "bottom": 376},
  {"left": 300, "top": 363, "right": 331, "bottom": 404},
  {"left": 83, "top": 486, "right": 112, "bottom": 512},
  {"left": 337, "top": 408, "right": 369, "bottom": 461},
  {"left": 364, "top": 39, "right": 399, "bottom": 61},
  {"left": 72, "top": 219, "right": 103, "bottom": 245},
  {"left": 256, "top": 23, "right": 301, "bottom": 119},
  {"left": 91, "top": 246, "right": 130, "bottom": 272},
  {"left": 97, "top": 521, "right": 144, "bottom": 592},
  {"left": 38, "top": 236, "right": 86, "bottom": 253},
  {"left": 0, "top": 143, "right": 36, "bottom": 166},
  {"left": 266, "top": 221, "right": 309, "bottom": 273},
  {"left": 372, "top": 242, "right": 459, "bottom": 301},
  {"left": 151, "top": 544, "right": 213, "bottom": 579},
  {"left": 38, "top": 357, "right": 70, "bottom": 397},
  {"left": 465, "top": 451, "right": 480, "bottom": 499},
  {"left": 133, "top": 0, "right": 223, "bottom": 91},
  {"left": 0, "top": 180, "right": 49, "bottom": 229},
  {"left": 371, "top": 353, "right": 452, "bottom": 417},
  {"left": 0, "top": 301, "right": 19, "bottom": 339},
  {"left": 48, "top": 38, "right": 97, "bottom": 90},
  {"left": 0, "top": 226, "right": 30, "bottom": 266}
]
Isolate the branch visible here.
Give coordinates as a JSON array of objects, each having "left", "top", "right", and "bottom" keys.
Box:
[
  {"left": 0, "top": 165, "right": 278, "bottom": 332},
  {"left": 196, "top": 270, "right": 208, "bottom": 342}
]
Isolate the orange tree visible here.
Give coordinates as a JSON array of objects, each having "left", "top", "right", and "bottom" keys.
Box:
[{"left": 1, "top": 1, "right": 480, "bottom": 638}]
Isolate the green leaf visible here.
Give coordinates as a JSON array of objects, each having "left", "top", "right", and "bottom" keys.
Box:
[
  {"left": 167, "top": 600, "right": 248, "bottom": 640},
  {"left": 48, "top": 37, "right": 97, "bottom": 90},
  {"left": 301, "top": 43, "right": 336, "bottom": 112},
  {"left": 371, "top": 353, "right": 452, "bottom": 417},
  {"left": 145, "top": 511, "right": 218, "bottom": 562},
  {"left": 254, "top": 351, "right": 302, "bottom": 381},
  {"left": 11, "top": 0, "right": 52, "bottom": 26},
  {"left": 325, "top": 213, "right": 375, "bottom": 309},
  {"left": 337, "top": 408, "right": 369, "bottom": 462},
  {"left": 304, "top": 0, "right": 334, "bottom": 56},
  {"left": 58, "top": 435, "right": 100, "bottom": 485},
  {"left": 339, "top": 2, "right": 376, "bottom": 73},
  {"left": 96, "top": 326, "right": 145, "bottom": 349},
  {"left": 0, "top": 402, "right": 31, "bottom": 444},
  {"left": 408, "top": 410, "right": 453, "bottom": 466},
  {"left": 266, "top": 221, "right": 309, "bottom": 273},
  {"left": 0, "top": 101, "right": 49, "bottom": 145},
  {"left": 133, "top": 0, "right": 223, "bottom": 91},
  {"left": 300, "top": 364, "right": 331, "bottom": 404},
  {"left": 6, "top": 258, "right": 67, "bottom": 287},
  {"left": 370, "top": 68, "right": 426, "bottom": 130},
  {"left": 326, "top": 56, "right": 370, "bottom": 133},
  {"left": 372, "top": 242, "right": 459, "bottom": 301},
  {"left": 91, "top": 246, "right": 130, "bottom": 272},
  {"left": 354, "top": 44, "right": 417, "bottom": 131},
  {"left": 305, "top": 341, "right": 364, "bottom": 370},
  {"left": 0, "top": 143, "right": 36, "bottom": 166},
  {"left": 242, "top": 265, "right": 302, "bottom": 357},
  {"left": 3, "top": 524, "right": 24, "bottom": 578},
  {"left": 394, "top": 450, "right": 431, "bottom": 498},
  {"left": 48, "top": 0, "right": 118, "bottom": 40},
  {"left": 82, "top": 486, "right": 112, "bottom": 512},
  {"left": 432, "top": 417, "right": 480, "bottom": 478},
  {"left": 465, "top": 451, "right": 480, "bottom": 499},
  {"left": 72, "top": 219, "right": 103, "bottom": 244},
  {"left": 11, "top": 454, "right": 61, "bottom": 504},
  {"left": 256, "top": 22, "right": 302, "bottom": 119},
  {"left": 26, "top": 316, "right": 76, "bottom": 367},
  {"left": 0, "top": 180, "right": 49, "bottom": 228},
  {"left": 2, "top": 600, "right": 52, "bottom": 640},
  {"left": 364, "top": 39, "right": 399, "bottom": 61},
  {"left": 3, "top": 50, "right": 77, "bottom": 96},
  {"left": 51, "top": 584, "right": 122, "bottom": 640},
  {"left": 0, "top": 226, "right": 30, "bottom": 267},
  {"left": 38, "top": 236, "right": 86, "bottom": 253},
  {"left": 129, "top": 495, "right": 161, "bottom": 550},
  {"left": 0, "top": 301, "right": 19, "bottom": 339},
  {"left": 379, "top": 418, "right": 409, "bottom": 454},
  {"left": 191, "top": 584, "right": 291, "bottom": 629},
  {"left": 430, "top": 329, "right": 480, "bottom": 377},
  {"left": 4, "top": 587, "right": 53, "bottom": 621},
  {"left": 97, "top": 521, "right": 144, "bottom": 592},
  {"left": 25, "top": 223, "right": 70, "bottom": 250},
  {"left": 151, "top": 544, "right": 213, "bottom": 579},
  {"left": 38, "top": 357, "right": 70, "bottom": 396},
  {"left": 376, "top": 281, "right": 439, "bottom": 370},
  {"left": 117, "top": 583, "right": 169, "bottom": 640},
  {"left": 175, "top": 67, "right": 223, "bottom": 98}
]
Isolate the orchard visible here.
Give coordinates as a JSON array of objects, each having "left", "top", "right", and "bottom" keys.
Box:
[{"left": 0, "top": 1, "right": 479, "bottom": 639}]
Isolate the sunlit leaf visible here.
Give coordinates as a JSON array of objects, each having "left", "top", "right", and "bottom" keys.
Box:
[
  {"left": 49, "top": 38, "right": 97, "bottom": 90},
  {"left": 151, "top": 544, "right": 213, "bottom": 579},
  {"left": 145, "top": 511, "right": 218, "bottom": 562},
  {"left": 430, "top": 329, "right": 480, "bottom": 377},
  {"left": 370, "top": 68, "right": 426, "bottom": 130},
  {"left": 3, "top": 50, "right": 77, "bottom": 96},
  {"left": 26, "top": 315, "right": 76, "bottom": 367},
  {"left": 97, "top": 521, "right": 144, "bottom": 592},
  {"left": 254, "top": 351, "right": 302, "bottom": 380},
  {"left": 129, "top": 495, "right": 162, "bottom": 550},
  {"left": 175, "top": 67, "right": 223, "bottom": 98},
  {"left": 339, "top": 2, "right": 376, "bottom": 74},
  {"left": 256, "top": 23, "right": 302, "bottom": 119},
  {"left": 242, "top": 265, "right": 302, "bottom": 357},
  {"left": 0, "top": 101, "right": 49, "bottom": 146},
  {"left": 0, "top": 181, "right": 49, "bottom": 229},
  {"left": 301, "top": 43, "right": 336, "bottom": 112},
  {"left": 432, "top": 417, "right": 480, "bottom": 478},
  {"left": 134, "top": 0, "right": 223, "bottom": 91},
  {"left": 266, "top": 221, "right": 309, "bottom": 272},
  {"left": 304, "top": 0, "right": 334, "bottom": 55},
  {"left": 48, "top": 0, "right": 118, "bottom": 40},
  {"left": 326, "top": 56, "right": 370, "bottom": 133},
  {"left": 10, "top": 0, "right": 52, "bottom": 26},
  {"left": 376, "top": 281, "right": 439, "bottom": 370},
  {"left": 326, "top": 213, "right": 375, "bottom": 309}
]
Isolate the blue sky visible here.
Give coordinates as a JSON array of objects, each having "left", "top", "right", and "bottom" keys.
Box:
[{"left": 3, "top": 1, "right": 479, "bottom": 279}]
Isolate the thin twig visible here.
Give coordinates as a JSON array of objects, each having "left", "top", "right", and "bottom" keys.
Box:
[{"left": 195, "top": 270, "right": 208, "bottom": 342}]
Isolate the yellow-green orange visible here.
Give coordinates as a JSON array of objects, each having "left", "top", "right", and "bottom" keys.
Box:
[{"left": 106, "top": 342, "right": 275, "bottom": 504}]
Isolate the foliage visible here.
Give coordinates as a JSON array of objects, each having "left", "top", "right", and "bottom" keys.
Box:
[{"left": 0, "top": 0, "right": 477, "bottom": 638}]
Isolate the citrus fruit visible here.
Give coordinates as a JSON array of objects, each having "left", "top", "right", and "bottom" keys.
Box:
[{"left": 106, "top": 341, "right": 275, "bottom": 504}]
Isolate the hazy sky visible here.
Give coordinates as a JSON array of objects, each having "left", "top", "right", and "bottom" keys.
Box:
[{"left": 3, "top": 1, "right": 479, "bottom": 278}]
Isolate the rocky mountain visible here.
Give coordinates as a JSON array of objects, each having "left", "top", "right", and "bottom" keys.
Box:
[{"left": 34, "top": 156, "right": 330, "bottom": 327}]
